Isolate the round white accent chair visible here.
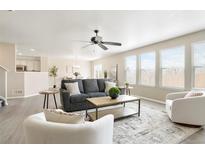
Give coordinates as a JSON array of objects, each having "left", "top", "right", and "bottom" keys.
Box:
[
  {"left": 166, "top": 91, "right": 205, "bottom": 126},
  {"left": 23, "top": 112, "right": 114, "bottom": 144}
]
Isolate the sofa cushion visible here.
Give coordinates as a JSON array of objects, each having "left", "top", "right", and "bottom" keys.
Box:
[
  {"left": 97, "top": 79, "right": 110, "bottom": 92},
  {"left": 64, "top": 82, "right": 81, "bottom": 96},
  {"left": 70, "top": 94, "right": 89, "bottom": 104},
  {"left": 83, "top": 79, "right": 99, "bottom": 93},
  {"left": 61, "top": 79, "right": 84, "bottom": 93},
  {"left": 87, "top": 92, "right": 107, "bottom": 98}
]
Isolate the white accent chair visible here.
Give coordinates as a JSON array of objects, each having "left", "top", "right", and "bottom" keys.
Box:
[
  {"left": 166, "top": 91, "right": 205, "bottom": 126},
  {"left": 23, "top": 113, "right": 114, "bottom": 144}
]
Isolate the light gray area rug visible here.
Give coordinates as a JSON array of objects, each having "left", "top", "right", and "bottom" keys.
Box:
[{"left": 113, "top": 103, "right": 201, "bottom": 144}]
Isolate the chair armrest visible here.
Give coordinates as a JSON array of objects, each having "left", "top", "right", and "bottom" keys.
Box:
[
  {"left": 166, "top": 91, "right": 189, "bottom": 100},
  {"left": 170, "top": 96, "right": 205, "bottom": 125},
  {"left": 60, "top": 89, "right": 71, "bottom": 111},
  {"left": 173, "top": 95, "right": 205, "bottom": 105}
]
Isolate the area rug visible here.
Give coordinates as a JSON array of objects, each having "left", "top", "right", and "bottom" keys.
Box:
[{"left": 113, "top": 103, "right": 202, "bottom": 144}]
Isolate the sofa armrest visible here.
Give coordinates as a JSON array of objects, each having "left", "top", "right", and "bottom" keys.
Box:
[
  {"left": 60, "top": 89, "right": 71, "bottom": 111},
  {"left": 166, "top": 91, "right": 189, "bottom": 100}
]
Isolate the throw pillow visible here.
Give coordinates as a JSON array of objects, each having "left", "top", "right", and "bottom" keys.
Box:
[
  {"left": 105, "top": 81, "right": 116, "bottom": 94},
  {"left": 184, "top": 91, "right": 204, "bottom": 98},
  {"left": 64, "top": 82, "right": 80, "bottom": 96},
  {"left": 43, "top": 109, "right": 85, "bottom": 124}
]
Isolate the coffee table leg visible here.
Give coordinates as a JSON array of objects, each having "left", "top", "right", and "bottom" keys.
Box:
[
  {"left": 96, "top": 107, "right": 98, "bottom": 120},
  {"left": 53, "top": 94, "right": 58, "bottom": 109},
  {"left": 138, "top": 99, "right": 141, "bottom": 117},
  {"left": 47, "top": 94, "right": 49, "bottom": 109},
  {"left": 43, "top": 94, "right": 46, "bottom": 109}
]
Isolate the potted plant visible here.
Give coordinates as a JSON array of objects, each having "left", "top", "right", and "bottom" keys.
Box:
[
  {"left": 104, "top": 70, "right": 108, "bottom": 79},
  {"left": 125, "top": 82, "right": 129, "bottom": 88},
  {"left": 73, "top": 72, "right": 80, "bottom": 79},
  {"left": 49, "top": 66, "right": 58, "bottom": 88},
  {"left": 109, "top": 87, "right": 121, "bottom": 99}
]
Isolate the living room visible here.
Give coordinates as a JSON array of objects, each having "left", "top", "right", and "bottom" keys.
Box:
[{"left": 1, "top": 0, "right": 205, "bottom": 153}]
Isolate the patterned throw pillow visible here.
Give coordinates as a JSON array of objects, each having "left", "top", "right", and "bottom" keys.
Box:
[
  {"left": 64, "top": 82, "right": 80, "bottom": 96},
  {"left": 184, "top": 91, "right": 204, "bottom": 98},
  {"left": 105, "top": 81, "right": 116, "bottom": 94},
  {"left": 44, "top": 109, "right": 85, "bottom": 124}
]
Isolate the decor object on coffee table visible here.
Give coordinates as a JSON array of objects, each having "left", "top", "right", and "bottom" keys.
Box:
[
  {"left": 23, "top": 112, "right": 114, "bottom": 144},
  {"left": 166, "top": 91, "right": 205, "bottom": 125},
  {"left": 39, "top": 89, "right": 59, "bottom": 109},
  {"left": 109, "top": 87, "right": 120, "bottom": 99},
  {"left": 49, "top": 66, "right": 58, "bottom": 88}
]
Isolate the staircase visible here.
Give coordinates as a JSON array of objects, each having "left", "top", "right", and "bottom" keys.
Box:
[{"left": 0, "top": 65, "right": 8, "bottom": 107}]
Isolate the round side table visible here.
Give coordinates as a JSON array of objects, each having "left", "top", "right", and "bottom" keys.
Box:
[{"left": 39, "top": 89, "right": 59, "bottom": 109}]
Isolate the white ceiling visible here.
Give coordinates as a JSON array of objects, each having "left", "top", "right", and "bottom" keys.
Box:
[{"left": 0, "top": 10, "right": 205, "bottom": 61}]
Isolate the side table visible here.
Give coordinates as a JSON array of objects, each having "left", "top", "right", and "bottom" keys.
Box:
[
  {"left": 118, "top": 86, "right": 134, "bottom": 95},
  {"left": 39, "top": 89, "right": 59, "bottom": 109}
]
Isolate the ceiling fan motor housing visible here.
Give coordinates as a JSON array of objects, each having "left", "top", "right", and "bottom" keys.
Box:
[{"left": 91, "top": 36, "right": 102, "bottom": 44}]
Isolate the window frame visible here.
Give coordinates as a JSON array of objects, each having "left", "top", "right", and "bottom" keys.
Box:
[
  {"left": 124, "top": 55, "right": 137, "bottom": 85},
  {"left": 93, "top": 64, "right": 102, "bottom": 79},
  {"left": 139, "top": 51, "right": 156, "bottom": 87},
  {"left": 159, "top": 45, "right": 186, "bottom": 90},
  {"left": 191, "top": 41, "right": 205, "bottom": 90}
]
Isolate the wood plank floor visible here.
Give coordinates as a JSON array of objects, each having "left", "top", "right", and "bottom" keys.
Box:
[{"left": 0, "top": 95, "right": 204, "bottom": 144}]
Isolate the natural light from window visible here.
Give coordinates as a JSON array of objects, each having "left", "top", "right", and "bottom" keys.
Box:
[
  {"left": 94, "top": 64, "right": 102, "bottom": 79},
  {"left": 160, "top": 46, "right": 185, "bottom": 88},
  {"left": 125, "top": 55, "right": 136, "bottom": 84},
  {"left": 192, "top": 42, "right": 205, "bottom": 88},
  {"left": 139, "top": 52, "right": 156, "bottom": 86}
]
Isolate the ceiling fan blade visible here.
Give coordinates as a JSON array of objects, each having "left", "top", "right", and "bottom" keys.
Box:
[
  {"left": 101, "top": 41, "right": 122, "bottom": 46},
  {"left": 72, "top": 40, "right": 92, "bottom": 43},
  {"left": 81, "top": 43, "right": 94, "bottom": 49},
  {"left": 98, "top": 43, "right": 108, "bottom": 50}
]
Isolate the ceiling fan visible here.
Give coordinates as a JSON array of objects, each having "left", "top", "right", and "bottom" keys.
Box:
[{"left": 81, "top": 30, "right": 122, "bottom": 50}]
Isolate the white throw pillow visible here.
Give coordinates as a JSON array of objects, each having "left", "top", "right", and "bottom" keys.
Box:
[
  {"left": 184, "top": 91, "right": 205, "bottom": 98},
  {"left": 43, "top": 109, "right": 85, "bottom": 124},
  {"left": 105, "top": 81, "right": 116, "bottom": 94},
  {"left": 64, "top": 82, "right": 80, "bottom": 96}
]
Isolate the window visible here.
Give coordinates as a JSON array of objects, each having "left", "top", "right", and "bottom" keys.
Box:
[
  {"left": 139, "top": 52, "right": 156, "bottom": 86},
  {"left": 125, "top": 55, "right": 136, "bottom": 84},
  {"left": 192, "top": 42, "right": 205, "bottom": 88},
  {"left": 160, "top": 46, "right": 185, "bottom": 88},
  {"left": 93, "top": 64, "right": 102, "bottom": 79}
]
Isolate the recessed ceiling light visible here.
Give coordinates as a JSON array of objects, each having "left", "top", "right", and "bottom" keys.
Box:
[{"left": 30, "top": 48, "right": 35, "bottom": 51}]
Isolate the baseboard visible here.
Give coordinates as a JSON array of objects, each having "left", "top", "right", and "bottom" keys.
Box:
[
  {"left": 7, "top": 93, "right": 39, "bottom": 99},
  {"left": 137, "top": 96, "right": 165, "bottom": 104}
]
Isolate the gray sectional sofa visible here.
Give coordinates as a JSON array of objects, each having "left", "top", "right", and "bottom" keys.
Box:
[{"left": 60, "top": 79, "right": 110, "bottom": 112}]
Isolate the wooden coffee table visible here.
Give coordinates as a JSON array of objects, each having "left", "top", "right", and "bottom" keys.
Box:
[{"left": 86, "top": 95, "right": 140, "bottom": 121}]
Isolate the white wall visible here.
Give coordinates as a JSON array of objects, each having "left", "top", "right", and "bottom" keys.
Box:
[
  {"left": 92, "top": 30, "right": 205, "bottom": 102},
  {"left": 48, "top": 58, "right": 91, "bottom": 87},
  {"left": 24, "top": 72, "right": 48, "bottom": 96},
  {"left": 0, "top": 43, "right": 16, "bottom": 71}
]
